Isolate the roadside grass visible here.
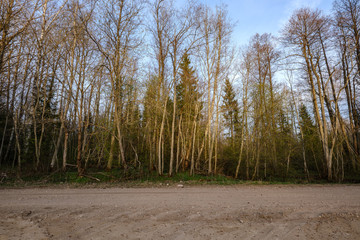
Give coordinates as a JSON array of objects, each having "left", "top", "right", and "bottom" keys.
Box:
[{"left": 0, "top": 167, "right": 359, "bottom": 188}]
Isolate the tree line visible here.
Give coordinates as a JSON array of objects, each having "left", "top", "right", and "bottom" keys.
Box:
[{"left": 0, "top": 0, "right": 359, "bottom": 181}]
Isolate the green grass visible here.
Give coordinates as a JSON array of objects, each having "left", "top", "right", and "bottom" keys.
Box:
[{"left": 0, "top": 167, "right": 359, "bottom": 188}]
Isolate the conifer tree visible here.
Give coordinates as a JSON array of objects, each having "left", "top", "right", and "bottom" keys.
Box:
[
  {"left": 222, "top": 78, "right": 240, "bottom": 147},
  {"left": 177, "top": 53, "right": 200, "bottom": 120},
  {"left": 221, "top": 78, "right": 241, "bottom": 176},
  {"left": 299, "top": 104, "right": 324, "bottom": 176},
  {"left": 176, "top": 53, "right": 201, "bottom": 172}
]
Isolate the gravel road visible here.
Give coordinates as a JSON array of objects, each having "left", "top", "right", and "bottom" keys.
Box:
[{"left": 1, "top": 185, "right": 360, "bottom": 239}]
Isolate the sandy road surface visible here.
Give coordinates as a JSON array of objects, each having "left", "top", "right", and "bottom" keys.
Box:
[{"left": 1, "top": 185, "right": 360, "bottom": 239}]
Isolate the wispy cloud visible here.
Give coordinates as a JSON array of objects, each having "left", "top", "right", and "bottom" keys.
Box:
[
  {"left": 278, "top": 0, "right": 323, "bottom": 29},
  {"left": 288, "top": 0, "right": 322, "bottom": 10}
]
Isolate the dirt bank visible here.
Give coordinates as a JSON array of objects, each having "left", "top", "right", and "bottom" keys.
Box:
[{"left": 1, "top": 185, "right": 360, "bottom": 239}]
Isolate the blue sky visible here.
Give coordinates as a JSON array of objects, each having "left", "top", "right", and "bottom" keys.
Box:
[{"left": 199, "top": 0, "right": 334, "bottom": 46}]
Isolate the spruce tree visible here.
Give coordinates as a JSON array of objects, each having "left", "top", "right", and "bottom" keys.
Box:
[
  {"left": 222, "top": 78, "right": 240, "bottom": 144},
  {"left": 176, "top": 53, "right": 200, "bottom": 120},
  {"left": 175, "top": 53, "right": 201, "bottom": 171},
  {"left": 299, "top": 104, "right": 324, "bottom": 176},
  {"left": 221, "top": 78, "right": 241, "bottom": 176}
]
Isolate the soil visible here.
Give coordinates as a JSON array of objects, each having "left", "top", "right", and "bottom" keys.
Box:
[{"left": 1, "top": 185, "right": 360, "bottom": 239}]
